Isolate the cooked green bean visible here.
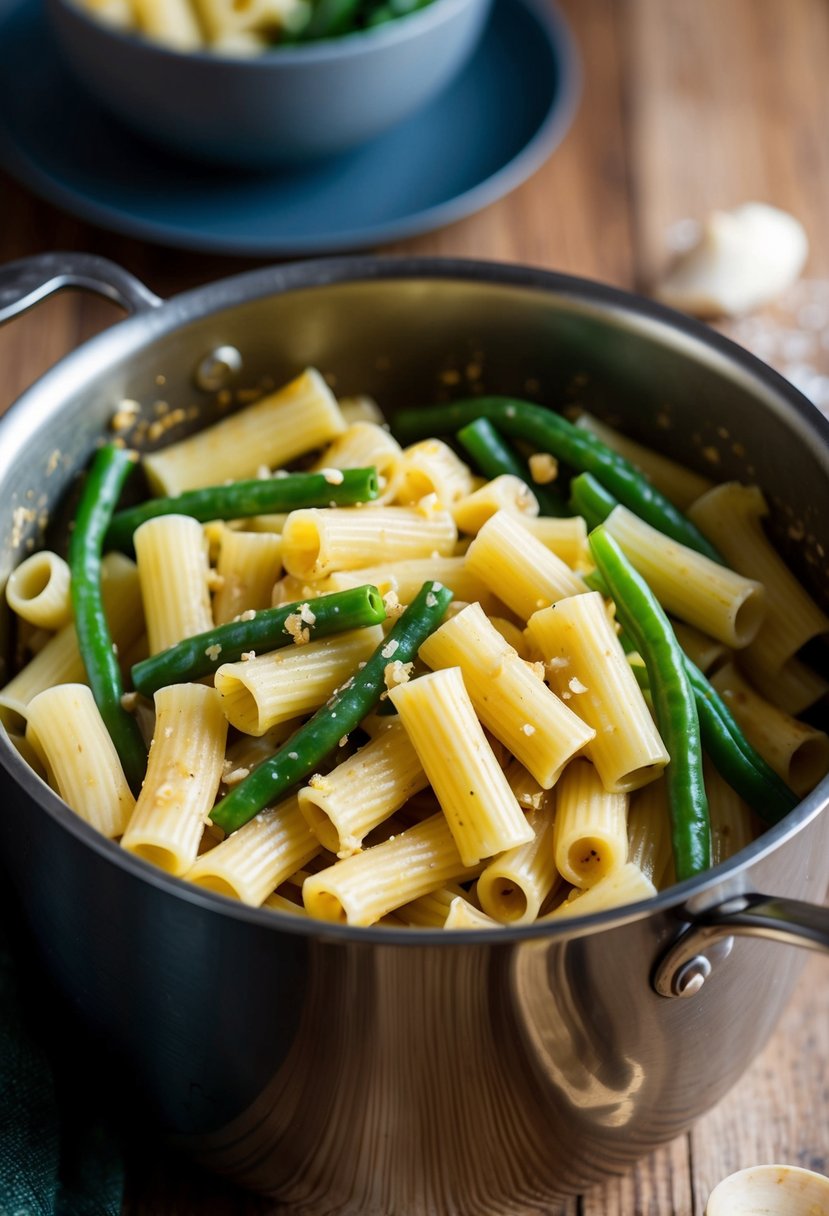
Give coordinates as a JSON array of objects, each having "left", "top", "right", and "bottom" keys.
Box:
[
  {"left": 68, "top": 444, "right": 147, "bottom": 793},
  {"left": 210, "top": 580, "right": 453, "bottom": 834},
  {"left": 568, "top": 471, "right": 619, "bottom": 530},
  {"left": 105, "top": 468, "right": 379, "bottom": 553},
  {"left": 628, "top": 654, "right": 797, "bottom": 824},
  {"left": 455, "top": 418, "right": 567, "bottom": 516},
  {"left": 589, "top": 527, "right": 711, "bottom": 881},
  {"left": 684, "top": 660, "right": 798, "bottom": 825},
  {"left": 395, "top": 398, "right": 721, "bottom": 562},
  {"left": 131, "top": 585, "right": 387, "bottom": 698}
]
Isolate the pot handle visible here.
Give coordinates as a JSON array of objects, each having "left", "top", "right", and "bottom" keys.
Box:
[
  {"left": 652, "top": 891, "right": 829, "bottom": 998},
  {"left": 0, "top": 252, "right": 163, "bottom": 326}
]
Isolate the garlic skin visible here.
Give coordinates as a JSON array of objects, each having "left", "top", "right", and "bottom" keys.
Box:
[
  {"left": 706, "top": 1163, "right": 829, "bottom": 1215},
  {"left": 656, "top": 202, "right": 809, "bottom": 318}
]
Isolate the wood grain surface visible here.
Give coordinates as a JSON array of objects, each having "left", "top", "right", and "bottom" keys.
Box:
[{"left": 2, "top": 0, "right": 829, "bottom": 1212}]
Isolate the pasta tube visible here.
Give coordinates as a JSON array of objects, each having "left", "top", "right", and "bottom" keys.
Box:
[
  {"left": 419, "top": 602, "right": 594, "bottom": 788},
  {"left": 477, "top": 800, "right": 558, "bottom": 924},
  {"left": 311, "top": 421, "right": 404, "bottom": 504},
  {"left": 526, "top": 592, "right": 669, "bottom": 793},
  {"left": 688, "top": 482, "right": 829, "bottom": 679},
  {"left": 396, "top": 439, "right": 475, "bottom": 507},
  {"left": 0, "top": 553, "right": 142, "bottom": 731},
  {"left": 281, "top": 505, "right": 456, "bottom": 581},
  {"left": 185, "top": 796, "right": 320, "bottom": 905},
  {"left": 132, "top": 0, "right": 203, "bottom": 48},
  {"left": 388, "top": 668, "right": 533, "bottom": 866},
  {"left": 627, "top": 777, "right": 674, "bottom": 889},
  {"left": 396, "top": 882, "right": 468, "bottom": 928},
  {"left": 519, "top": 516, "right": 590, "bottom": 570},
  {"left": 134, "top": 514, "right": 213, "bottom": 654},
  {"left": 25, "top": 684, "right": 134, "bottom": 838},
  {"left": 443, "top": 897, "right": 499, "bottom": 929},
  {"left": 6, "top": 550, "right": 72, "bottom": 630},
  {"left": 215, "top": 624, "right": 384, "bottom": 734},
  {"left": 602, "top": 504, "right": 766, "bottom": 648},
  {"left": 298, "top": 720, "right": 428, "bottom": 855},
  {"left": 143, "top": 369, "right": 346, "bottom": 495},
  {"left": 211, "top": 526, "right": 283, "bottom": 625},
  {"left": 302, "top": 812, "right": 479, "bottom": 925},
  {"left": 452, "top": 475, "right": 539, "bottom": 535},
  {"left": 121, "top": 683, "right": 228, "bottom": 875},
  {"left": 711, "top": 661, "right": 829, "bottom": 797},
  {"left": 324, "top": 556, "right": 502, "bottom": 614},
  {"left": 465, "top": 510, "right": 587, "bottom": 621},
  {"left": 552, "top": 759, "right": 628, "bottom": 889},
  {"left": 545, "top": 862, "right": 657, "bottom": 919}
]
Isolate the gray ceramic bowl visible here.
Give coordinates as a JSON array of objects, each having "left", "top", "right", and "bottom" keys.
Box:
[{"left": 46, "top": 0, "right": 492, "bottom": 167}]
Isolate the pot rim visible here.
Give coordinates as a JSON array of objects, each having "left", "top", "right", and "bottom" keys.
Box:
[{"left": 2, "top": 252, "right": 828, "bottom": 945}]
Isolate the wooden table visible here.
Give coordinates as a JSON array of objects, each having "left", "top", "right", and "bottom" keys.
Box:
[{"left": 2, "top": 0, "right": 829, "bottom": 1211}]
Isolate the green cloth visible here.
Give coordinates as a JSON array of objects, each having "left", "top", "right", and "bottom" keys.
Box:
[{"left": 0, "top": 896, "right": 123, "bottom": 1216}]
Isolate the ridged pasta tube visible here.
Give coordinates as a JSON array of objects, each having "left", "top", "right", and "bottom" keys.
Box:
[
  {"left": 396, "top": 883, "right": 469, "bottom": 927},
  {"left": 553, "top": 759, "right": 628, "bottom": 889},
  {"left": 185, "top": 796, "right": 320, "bottom": 906},
  {"left": 25, "top": 684, "right": 135, "bottom": 837},
  {"left": 452, "top": 475, "right": 539, "bottom": 535},
  {"left": 212, "top": 526, "right": 283, "bottom": 625},
  {"left": 545, "top": 862, "right": 656, "bottom": 919},
  {"left": 526, "top": 592, "right": 669, "bottom": 793},
  {"left": 215, "top": 625, "right": 384, "bottom": 734},
  {"left": 312, "top": 421, "right": 404, "bottom": 504},
  {"left": 281, "top": 505, "right": 457, "bottom": 581},
  {"left": 627, "top": 777, "right": 674, "bottom": 889},
  {"left": 121, "top": 683, "right": 228, "bottom": 875},
  {"left": 419, "top": 602, "right": 595, "bottom": 789},
  {"left": 443, "top": 897, "right": 500, "bottom": 929},
  {"left": 477, "top": 801, "right": 558, "bottom": 924},
  {"left": 711, "top": 661, "right": 829, "bottom": 797},
  {"left": 0, "top": 553, "right": 143, "bottom": 730},
  {"left": 519, "top": 516, "right": 590, "bottom": 570},
  {"left": 465, "top": 510, "right": 587, "bottom": 621},
  {"left": 134, "top": 514, "right": 213, "bottom": 654},
  {"left": 688, "top": 482, "right": 829, "bottom": 677},
  {"left": 6, "top": 550, "right": 72, "bottom": 630},
  {"left": 325, "top": 556, "right": 502, "bottom": 613},
  {"left": 298, "top": 720, "right": 428, "bottom": 855},
  {"left": 143, "top": 369, "right": 346, "bottom": 495},
  {"left": 388, "top": 667, "right": 534, "bottom": 866},
  {"left": 396, "top": 439, "right": 475, "bottom": 507},
  {"left": 602, "top": 504, "right": 766, "bottom": 648},
  {"left": 302, "top": 812, "right": 480, "bottom": 925}
]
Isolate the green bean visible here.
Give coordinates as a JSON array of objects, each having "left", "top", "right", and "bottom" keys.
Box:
[
  {"left": 590, "top": 527, "right": 711, "bottom": 881},
  {"left": 68, "top": 445, "right": 147, "bottom": 793},
  {"left": 684, "top": 660, "right": 798, "bottom": 825},
  {"left": 131, "top": 585, "right": 387, "bottom": 698},
  {"left": 568, "top": 471, "right": 619, "bottom": 530},
  {"left": 395, "top": 398, "right": 721, "bottom": 562},
  {"left": 210, "top": 580, "right": 453, "bottom": 834},
  {"left": 105, "top": 468, "right": 379, "bottom": 554},
  {"left": 455, "top": 418, "right": 567, "bottom": 516},
  {"left": 628, "top": 652, "right": 797, "bottom": 823}
]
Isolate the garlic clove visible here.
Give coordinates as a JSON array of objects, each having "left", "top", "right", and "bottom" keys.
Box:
[
  {"left": 706, "top": 1163, "right": 829, "bottom": 1215},
  {"left": 656, "top": 203, "right": 809, "bottom": 318}
]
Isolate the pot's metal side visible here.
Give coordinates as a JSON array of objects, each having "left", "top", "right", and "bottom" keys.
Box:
[{"left": 3, "top": 768, "right": 827, "bottom": 1214}]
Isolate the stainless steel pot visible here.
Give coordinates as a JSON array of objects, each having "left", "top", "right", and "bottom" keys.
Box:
[{"left": 2, "top": 252, "right": 829, "bottom": 1214}]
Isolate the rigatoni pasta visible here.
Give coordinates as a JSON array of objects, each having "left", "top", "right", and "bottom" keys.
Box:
[{"left": 4, "top": 364, "right": 827, "bottom": 933}]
